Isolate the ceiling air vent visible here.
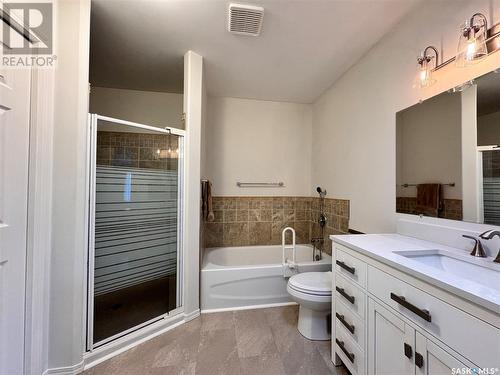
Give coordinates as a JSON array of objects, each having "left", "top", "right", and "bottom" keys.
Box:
[{"left": 228, "top": 3, "right": 264, "bottom": 36}]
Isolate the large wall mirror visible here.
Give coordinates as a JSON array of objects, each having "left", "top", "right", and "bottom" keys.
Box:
[{"left": 396, "top": 69, "right": 500, "bottom": 225}]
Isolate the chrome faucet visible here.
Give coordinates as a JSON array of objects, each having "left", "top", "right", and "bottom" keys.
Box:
[
  {"left": 479, "top": 230, "right": 500, "bottom": 263},
  {"left": 462, "top": 235, "right": 486, "bottom": 258}
]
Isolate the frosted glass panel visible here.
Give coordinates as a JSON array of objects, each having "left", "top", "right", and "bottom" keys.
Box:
[{"left": 92, "top": 118, "right": 181, "bottom": 344}]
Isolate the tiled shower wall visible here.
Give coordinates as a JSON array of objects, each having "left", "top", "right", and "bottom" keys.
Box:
[
  {"left": 96, "top": 131, "right": 179, "bottom": 170},
  {"left": 203, "top": 196, "right": 349, "bottom": 255}
]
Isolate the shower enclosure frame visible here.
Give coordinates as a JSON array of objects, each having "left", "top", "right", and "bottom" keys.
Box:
[{"left": 85, "top": 114, "right": 186, "bottom": 351}]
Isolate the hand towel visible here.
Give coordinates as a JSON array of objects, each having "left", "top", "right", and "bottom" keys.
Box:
[
  {"left": 206, "top": 181, "right": 214, "bottom": 222},
  {"left": 416, "top": 183, "right": 442, "bottom": 217}
]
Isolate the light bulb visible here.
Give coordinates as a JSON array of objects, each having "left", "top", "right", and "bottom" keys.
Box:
[
  {"left": 456, "top": 15, "right": 488, "bottom": 67},
  {"left": 420, "top": 69, "right": 428, "bottom": 82},
  {"left": 414, "top": 57, "right": 435, "bottom": 89},
  {"left": 466, "top": 39, "right": 476, "bottom": 61}
]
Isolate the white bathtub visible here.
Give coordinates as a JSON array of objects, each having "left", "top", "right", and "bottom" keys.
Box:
[{"left": 200, "top": 244, "right": 332, "bottom": 312}]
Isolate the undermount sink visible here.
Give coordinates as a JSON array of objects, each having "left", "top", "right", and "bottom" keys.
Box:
[{"left": 395, "top": 251, "right": 500, "bottom": 292}]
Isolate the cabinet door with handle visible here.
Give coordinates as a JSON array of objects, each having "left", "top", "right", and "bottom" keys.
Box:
[
  {"left": 415, "top": 332, "right": 472, "bottom": 375},
  {"left": 368, "top": 298, "right": 415, "bottom": 375}
]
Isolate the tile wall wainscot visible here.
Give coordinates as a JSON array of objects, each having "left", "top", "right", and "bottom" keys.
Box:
[
  {"left": 310, "top": 197, "right": 350, "bottom": 254},
  {"left": 203, "top": 197, "right": 350, "bottom": 255},
  {"left": 396, "top": 197, "right": 463, "bottom": 221}
]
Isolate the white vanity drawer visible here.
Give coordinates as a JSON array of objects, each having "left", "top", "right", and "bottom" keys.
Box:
[
  {"left": 335, "top": 299, "right": 365, "bottom": 350},
  {"left": 367, "top": 265, "right": 500, "bottom": 367},
  {"left": 335, "top": 245, "right": 367, "bottom": 288},
  {"left": 335, "top": 273, "right": 366, "bottom": 319},
  {"left": 335, "top": 323, "right": 365, "bottom": 375}
]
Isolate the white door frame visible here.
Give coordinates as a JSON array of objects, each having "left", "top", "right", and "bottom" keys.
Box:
[
  {"left": 85, "top": 114, "right": 186, "bottom": 351},
  {"left": 24, "top": 68, "right": 55, "bottom": 375}
]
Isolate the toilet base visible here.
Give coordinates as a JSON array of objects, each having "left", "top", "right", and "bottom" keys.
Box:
[{"left": 297, "top": 305, "right": 331, "bottom": 341}]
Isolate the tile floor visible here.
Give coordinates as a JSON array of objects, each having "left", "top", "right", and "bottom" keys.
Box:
[{"left": 84, "top": 305, "right": 350, "bottom": 375}]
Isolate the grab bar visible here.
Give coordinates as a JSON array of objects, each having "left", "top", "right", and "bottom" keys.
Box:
[{"left": 282, "top": 227, "right": 296, "bottom": 277}]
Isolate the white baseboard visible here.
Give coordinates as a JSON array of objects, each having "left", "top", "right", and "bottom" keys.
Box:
[
  {"left": 201, "top": 301, "right": 297, "bottom": 314},
  {"left": 184, "top": 308, "right": 201, "bottom": 321},
  {"left": 43, "top": 361, "right": 84, "bottom": 375}
]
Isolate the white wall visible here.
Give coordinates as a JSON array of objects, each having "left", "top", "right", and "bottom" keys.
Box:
[
  {"left": 183, "top": 51, "right": 203, "bottom": 318},
  {"left": 478, "top": 110, "right": 500, "bottom": 146},
  {"left": 396, "top": 91, "right": 462, "bottom": 200},
  {"left": 49, "top": 0, "right": 90, "bottom": 371},
  {"left": 206, "top": 97, "right": 312, "bottom": 196},
  {"left": 312, "top": 0, "right": 500, "bottom": 233},
  {"left": 89, "top": 87, "right": 183, "bottom": 129}
]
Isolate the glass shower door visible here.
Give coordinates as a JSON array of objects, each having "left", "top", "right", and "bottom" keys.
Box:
[
  {"left": 88, "top": 115, "right": 183, "bottom": 347},
  {"left": 481, "top": 148, "right": 500, "bottom": 225}
]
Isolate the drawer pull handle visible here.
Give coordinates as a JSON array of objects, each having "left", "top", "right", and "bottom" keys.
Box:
[
  {"left": 404, "top": 343, "right": 412, "bottom": 359},
  {"left": 415, "top": 352, "right": 424, "bottom": 368},
  {"left": 335, "top": 313, "right": 355, "bottom": 334},
  {"left": 335, "top": 339, "right": 355, "bottom": 363},
  {"left": 336, "top": 260, "right": 355, "bottom": 274},
  {"left": 390, "top": 293, "right": 432, "bottom": 322},
  {"left": 336, "top": 287, "right": 355, "bottom": 304}
]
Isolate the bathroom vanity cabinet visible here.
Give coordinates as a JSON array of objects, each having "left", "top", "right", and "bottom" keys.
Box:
[{"left": 331, "top": 237, "right": 500, "bottom": 375}]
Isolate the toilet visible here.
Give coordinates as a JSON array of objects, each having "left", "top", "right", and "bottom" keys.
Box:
[{"left": 287, "top": 271, "right": 332, "bottom": 341}]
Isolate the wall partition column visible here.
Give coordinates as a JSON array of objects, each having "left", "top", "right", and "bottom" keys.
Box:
[{"left": 87, "top": 115, "right": 184, "bottom": 347}]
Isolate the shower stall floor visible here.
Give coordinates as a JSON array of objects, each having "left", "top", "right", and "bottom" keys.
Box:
[{"left": 93, "top": 275, "right": 177, "bottom": 344}]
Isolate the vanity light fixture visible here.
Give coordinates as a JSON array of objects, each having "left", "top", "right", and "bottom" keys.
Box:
[
  {"left": 456, "top": 13, "right": 488, "bottom": 67},
  {"left": 414, "top": 46, "right": 439, "bottom": 88},
  {"left": 413, "top": 13, "right": 500, "bottom": 89}
]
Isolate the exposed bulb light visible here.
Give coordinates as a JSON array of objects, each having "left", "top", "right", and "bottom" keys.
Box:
[
  {"left": 466, "top": 39, "right": 477, "bottom": 60},
  {"left": 414, "top": 46, "right": 438, "bottom": 89},
  {"left": 456, "top": 13, "right": 488, "bottom": 67}
]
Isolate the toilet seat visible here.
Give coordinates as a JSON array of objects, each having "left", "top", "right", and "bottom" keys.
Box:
[
  {"left": 288, "top": 271, "right": 332, "bottom": 296},
  {"left": 287, "top": 284, "right": 331, "bottom": 304}
]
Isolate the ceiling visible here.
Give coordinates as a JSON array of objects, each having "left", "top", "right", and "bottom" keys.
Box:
[{"left": 90, "top": 0, "right": 419, "bottom": 103}]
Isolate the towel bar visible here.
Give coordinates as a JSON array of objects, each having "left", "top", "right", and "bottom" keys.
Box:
[
  {"left": 401, "top": 182, "right": 455, "bottom": 188},
  {"left": 236, "top": 182, "right": 284, "bottom": 187}
]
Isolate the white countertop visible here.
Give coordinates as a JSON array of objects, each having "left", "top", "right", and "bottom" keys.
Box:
[{"left": 331, "top": 233, "right": 500, "bottom": 313}]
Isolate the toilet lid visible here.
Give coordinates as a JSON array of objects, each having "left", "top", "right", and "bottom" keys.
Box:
[{"left": 288, "top": 272, "right": 332, "bottom": 296}]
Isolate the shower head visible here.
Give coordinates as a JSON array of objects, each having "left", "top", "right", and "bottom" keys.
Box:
[{"left": 316, "top": 186, "right": 327, "bottom": 198}]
